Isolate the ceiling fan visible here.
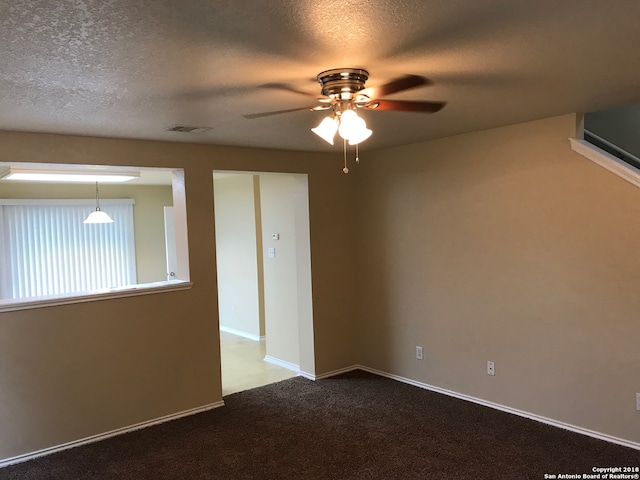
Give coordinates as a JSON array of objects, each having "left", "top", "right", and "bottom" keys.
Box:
[{"left": 243, "top": 68, "right": 446, "bottom": 172}]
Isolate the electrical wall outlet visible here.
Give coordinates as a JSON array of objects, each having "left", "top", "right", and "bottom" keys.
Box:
[
  {"left": 416, "top": 346, "right": 423, "bottom": 360},
  {"left": 487, "top": 361, "right": 495, "bottom": 376},
  {"left": 636, "top": 393, "right": 640, "bottom": 411}
]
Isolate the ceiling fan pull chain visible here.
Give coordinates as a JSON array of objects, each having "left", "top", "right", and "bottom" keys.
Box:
[
  {"left": 355, "top": 143, "right": 360, "bottom": 164},
  {"left": 343, "top": 138, "right": 349, "bottom": 174}
]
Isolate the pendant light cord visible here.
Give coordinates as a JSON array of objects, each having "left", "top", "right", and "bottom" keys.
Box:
[{"left": 95, "top": 182, "right": 101, "bottom": 211}]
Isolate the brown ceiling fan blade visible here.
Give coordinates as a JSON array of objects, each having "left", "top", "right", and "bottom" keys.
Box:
[
  {"left": 360, "top": 74, "right": 431, "bottom": 98},
  {"left": 243, "top": 106, "right": 315, "bottom": 119},
  {"left": 259, "top": 82, "right": 316, "bottom": 97},
  {"left": 368, "top": 99, "right": 446, "bottom": 113}
]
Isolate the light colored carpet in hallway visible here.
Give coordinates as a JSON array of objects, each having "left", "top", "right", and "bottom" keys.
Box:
[{"left": 220, "top": 330, "right": 296, "bottom": 396}]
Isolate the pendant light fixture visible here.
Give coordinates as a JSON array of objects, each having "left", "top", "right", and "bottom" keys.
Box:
[{"left": 83, "top": 182, "right": 114, "bottom": 224}]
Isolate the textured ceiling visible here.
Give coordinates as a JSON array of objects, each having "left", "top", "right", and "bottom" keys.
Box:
[{"left": 1, "top": 0, "right": 640, "bottom": 152}]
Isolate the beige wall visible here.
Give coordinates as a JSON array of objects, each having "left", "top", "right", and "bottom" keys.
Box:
[
  {"left": 291, "top": 174, "right": 315, "bottom": 376},
  {"left": 213, "top": 174, "right": 261, "bottom": 338},
  {"left": 0, "top": 182, "right": 173, "bottom": 284},
  {"left": 356, "top": 114, "right": 640, "bottom": 444},
  {"left": 0, "top": 131, "right": 358, "bottom": 461},
  {"left": 6, "top": 111, "right": 637, "bottom": 461},
  {"left": 260, "top": 174, "right": 301, "bottom": 367}
]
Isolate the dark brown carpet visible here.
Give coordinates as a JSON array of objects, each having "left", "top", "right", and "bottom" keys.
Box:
[{"left": 2, "top": 370, "right": 638, "bottom": 479}]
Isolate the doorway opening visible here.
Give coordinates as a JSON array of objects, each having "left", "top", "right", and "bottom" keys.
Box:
[{"left": 213, "top": 171, "right": 314, "bottom": 396}]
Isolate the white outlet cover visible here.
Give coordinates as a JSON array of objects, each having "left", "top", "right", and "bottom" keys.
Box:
[{"left": 636, "top": 393, "right": 640, "bottom": 411}]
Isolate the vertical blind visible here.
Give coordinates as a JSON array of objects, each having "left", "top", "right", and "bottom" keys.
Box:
[{"left": 0, "top": 200, "right": 136, "bottom": 300}]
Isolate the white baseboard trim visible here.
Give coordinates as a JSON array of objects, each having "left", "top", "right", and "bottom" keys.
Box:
[
  {"left": 263, "top": 355, "right": 299, "bottom": 373},
  {"left": 300, "top": 365, "right": 360, "bottom": 381},
  {"left": 220, "top": 325, "right": 263, "bottom": 342},
  {"left": 4, "top": 366, "right": 637, "bottom": 468},
  {"left": 0, "top": 401, "right": 225, "bottom": 468},
  {"left": 353, "top": 365, "right": 640, "bottom": 452},
  {"left": 297, "top": 370, "right": 316, "bottom": 380}
]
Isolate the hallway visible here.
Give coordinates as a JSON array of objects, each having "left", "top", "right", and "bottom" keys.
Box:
[{"left": 220, "top": 331, "right": 297, "bottom": 396}]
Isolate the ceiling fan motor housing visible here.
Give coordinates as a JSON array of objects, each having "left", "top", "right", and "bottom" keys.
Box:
[{"left": 317, "top": 68, "right": 369, "bottom": 98}]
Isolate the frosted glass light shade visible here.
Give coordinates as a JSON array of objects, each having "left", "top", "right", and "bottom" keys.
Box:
[
  {"left": 83, "top": 209, "right": 114, "bottom": 224},
  {"left": 348, "top": 127, "right": 372, "bottom": 145},
  {"left": 339, "top": 110, "right": 371, "bottom": 144},
  {"left": 312, "top": 110, "right": 373, "bottom": 147},
  {"left": 311, "top": 116, "right": 339, "bottom": 144},
  {"left": 337, "top": 110, "right": 361, "bottom": 140}
]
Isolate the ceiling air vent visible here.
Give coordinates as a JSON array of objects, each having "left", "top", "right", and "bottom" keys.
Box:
[{"left": 165, "top": 124, "right": 212, "bottom": 134}]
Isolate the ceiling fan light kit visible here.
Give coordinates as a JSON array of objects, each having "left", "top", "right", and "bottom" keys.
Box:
[
  {"left": 244, "top": 68, "right": 445, "bottom": 173},
  {"left": 312, "top": 109, "right": 372, "bottom": 146}
]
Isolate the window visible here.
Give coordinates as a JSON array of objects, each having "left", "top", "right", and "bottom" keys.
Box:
[
  {"left": 570, "top": 107, "right": 640, "bottom": 190},
  {"left": 0, "top": 199, "right": 136, "bottom": 300},
  {"left": 0, "top": 164, "right": 191, "bottom": 312}
]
